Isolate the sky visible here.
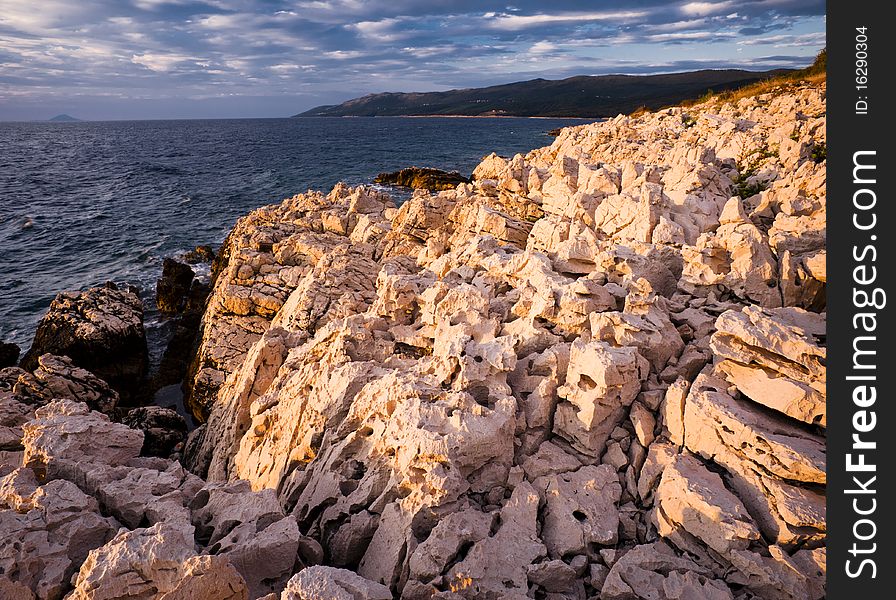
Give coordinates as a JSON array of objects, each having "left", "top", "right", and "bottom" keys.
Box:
[{"left": 0, "top": 0, "right": 826, "bottom": 120}]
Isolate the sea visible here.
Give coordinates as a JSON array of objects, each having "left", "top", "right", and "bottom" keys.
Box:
[{"left": 0, "top": 116, "right": 590, "bottom": 363}]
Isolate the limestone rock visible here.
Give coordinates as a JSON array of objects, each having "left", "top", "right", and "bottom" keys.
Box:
[
  {"left": 71, "top": 459, "right": 202, "bottom": 530},
  {"left": 0, "top": 393, "right": 33, "bottom": 452},
  {"left": 629, "top": 401, "right": 656, "bottom": 448},
  {"left": 682, "top": 373, "right": 825, "bottom": 547},
  {"left": 407, "top": 509, "right": 494, "bottom": 583},
  {"left": 13, "top": 354, "right": 118, "bottom": 414},
  {"left": 601, "top": 542, "right": 733, "bottom": 600},
  {"left": 528, "top": 559, "right": 578, "bottom": 594},
  {"left": 188, "top": 326, "right": 301, "bottom": 480},
  {"left": 212, "top": 515, "right": 302, "bottom": 598},
  {"left": 281, "top": 566, "right": 391, "bottom": 600},
  {"left": 654, "top": 453, "right": 760, "bottom": 556},
  {"left": 20, "top": 285, "right": 148, "bottom": 398},
  {"left": 521, "top": 440, "right": 581, "bottom": 481},
  {"left": 684, "top": 373, "right": 824, "bottom": 484},
  {"left": 184, "top": 244, "right": 216, "bottom": 264},
  {"left": 714, "top": 360, "right": 824, "bottom": 427},
  {"left": 637, "top": 441, "right": 677, "bottom": 504},
  {"left": 186, "top": 315, "right": 269, "bottom": 420},
  {"left": 444, "top": 482, "right": 547, "bottom": 598},
  {"left": 191, "top": 480, "right": 304, "bottom": 596},
  {"left": 185, "top": 185, "right": 396, "bottom": 420},
  {"left": 0, "top": 472, "right": 118, "bottom": 600},
  {"left": 157, "top": 555, "right": 248, "bottom": 600},
  {"left": 190, "top": 480, "right": 285, "bottom": 546},
  {"left": 272, "top": 245, "right": 380, "bottom": 335},
  {"left": 589, "top": 280, "right": 684, "bottom": 374},
  {"left": 0, "top": 578, "right": 35, "bottom": 600},
  {"left": 374, "top": 167, "right": 469, "bottom": 191},
  {"left": 711, "top": 306, "right": 825, "bottom": 426},
  {"left": 68, "top": 522, "right": 196, "bottom": 600},
  {"left": 554, "top": 339, "right": 648, "bottom": 457},
  {"left": 0, "top": 367, "right": 27, "bottom": 393},
  {"left": 680, "top": 202, "right": 780, "bottom": 307},
  {"left": 535, "top": 464, "right": 622, "bottom": 557},
  {"left": 22, "top": 400, "right": 144, "bottom": 477}
]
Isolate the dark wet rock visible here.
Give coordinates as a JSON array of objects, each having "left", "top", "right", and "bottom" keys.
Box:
[
  {"left": 0, "top": 367, "right": 27, "bottom": 393},
  {"left": 20, "top": 286, "right": 148, "bottom": 401},
  {"left": 184, "top": 245, "right": 216, "bottom": 264},
  {"left": 154, "top": 280, "right": 210, "bottom": 392},
  {"left": 13, "top": 354, "right": 118, "bottom": 414},
  {"left": 0, "top": 342, "right": 20, "bottom": 369},
  {"left": 157, "top": 259, "right": 195, "bottom": 314},
  {"left": 185, "top": 280, "right": 211, "bottom": 313},
  {"left": 374, "top": 167, "right": 470, "bottom": 191},
  {"left": 123, "top": 405, "right": 188, "bottom": 457}
]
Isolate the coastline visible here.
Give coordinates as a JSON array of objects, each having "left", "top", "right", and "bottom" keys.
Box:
[
  {"left": 295, "top": 114, "right": 600, "bottom": 120},
  {"left": 0, "top": 79, "right": 828, "bottom": 599}
]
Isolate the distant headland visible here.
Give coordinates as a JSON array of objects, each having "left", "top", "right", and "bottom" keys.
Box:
[{"left": 293, "top": 68, "right": 792, "bottom": 118}]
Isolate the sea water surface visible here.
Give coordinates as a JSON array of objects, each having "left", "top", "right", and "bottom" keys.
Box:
[{"left": 0, "top": 116, "right": 590, "bottom": 357}]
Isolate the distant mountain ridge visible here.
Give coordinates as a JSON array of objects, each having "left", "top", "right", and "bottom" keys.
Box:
[{"left": 294, "top": 69, "right": 792, "bottom": 118}]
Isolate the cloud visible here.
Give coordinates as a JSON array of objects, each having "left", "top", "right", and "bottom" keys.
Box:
[
  {"left": 680, "top": 1, "right": 736, "bottom": 17},
  {"left": 0, "top": 0, "right": 826, "bottom": 119},
  {"left": 131, "top": 52, "right": 197, "bottom": 71},
  {"left": 324, "top": 50, "right": 365, "bottom": 60},
  {"left": 529, "top": 41, "right": 559, "bottom": 54},
  {"left": 646, "top": 31, "right": 736, "bottom": 42},
  {"left": 738, "top": 31, "right": 826, "bottom": 47},
  {"left": 484, "top": 10, "right": 650, "bottom": 30}
]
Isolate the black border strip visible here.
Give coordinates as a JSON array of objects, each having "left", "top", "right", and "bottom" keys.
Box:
[{"left": 828, "top": 1, "right": 894, "bottom": 595}]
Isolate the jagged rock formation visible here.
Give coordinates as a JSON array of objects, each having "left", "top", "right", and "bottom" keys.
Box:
[
  {"left": 123, "top": 406, "right": 188, "bottom": 457},
  {"left": 6, "top": 354, "right": 119, "bottom": 414},
  {"left": 182, "top": 184, "right": 396, "bottom": 420},
  {"left": 1, "top": 81, "right": 826, "bottom": 599},
  {"left": 375, "top": 167, "right": 471, "bottom": 191},
  {"left": 1, "top": 400, "right": 323, "bottom": 599},
  {"left": 19, "top": 285, "right": 148, "bottom": 400},
  {"left": 183, "top": 244, "right": 216, "bottom": 264}
]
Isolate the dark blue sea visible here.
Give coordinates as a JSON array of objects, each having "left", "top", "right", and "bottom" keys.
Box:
[{"left": 0, "top": 116, "right": 588, "bottom": 357}]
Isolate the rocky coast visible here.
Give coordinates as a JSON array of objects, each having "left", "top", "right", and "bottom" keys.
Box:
[{"left": 1, "top": 80, "right": 826, "bottom": 599}]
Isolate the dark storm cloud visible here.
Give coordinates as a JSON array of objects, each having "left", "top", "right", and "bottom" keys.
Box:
[{"left": 0, "top": 0, "right": 825, "bottom": 119}]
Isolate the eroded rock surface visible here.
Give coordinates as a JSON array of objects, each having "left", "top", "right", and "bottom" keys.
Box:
[
  {"left": 2, "top": 80, "right": 827, "bottom": 599},
  {"left": 20, "top": 285, "right": 148, "bottom": 399},
  {"left": 0, "top": 401, "right": 317, "bottom": 599}
]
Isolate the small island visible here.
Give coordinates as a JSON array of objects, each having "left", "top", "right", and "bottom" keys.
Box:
[{"left": 48, "top": 114, "right": 82, "bottom": 122}]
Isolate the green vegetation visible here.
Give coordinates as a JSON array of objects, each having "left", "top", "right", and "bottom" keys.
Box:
[
  {"left": 732, "top": 142, "right": 778, "bottom": 199},
  {"left": 810, "top": 142, "right": 827, "bottom": 163}
]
